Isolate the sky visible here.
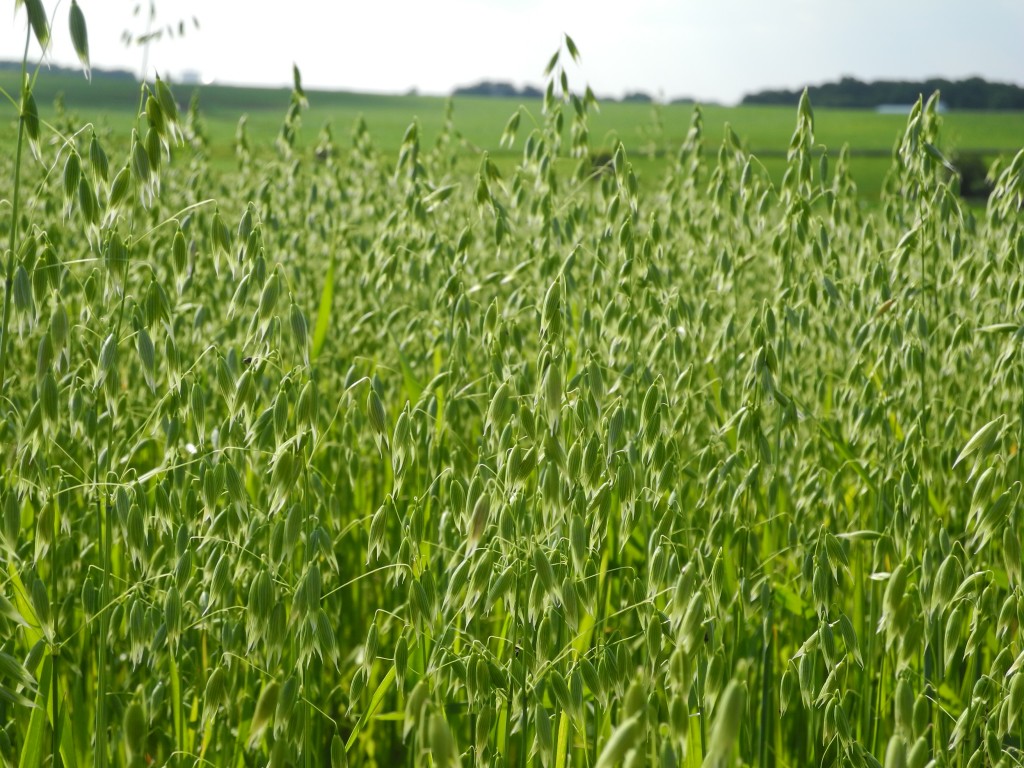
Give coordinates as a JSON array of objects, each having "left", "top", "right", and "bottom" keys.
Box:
[{"left": 3, "top": 0, "right": 1023, "bottom": 104}]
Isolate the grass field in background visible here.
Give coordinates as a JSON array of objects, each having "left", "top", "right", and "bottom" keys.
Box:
[{"left": 3, "top": 68, "right": 1023, "bottom": 200}]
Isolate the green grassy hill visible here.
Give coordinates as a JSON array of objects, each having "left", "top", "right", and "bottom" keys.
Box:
[{"left": 2, "top": 67, "right": 1022, "bottom": 200}]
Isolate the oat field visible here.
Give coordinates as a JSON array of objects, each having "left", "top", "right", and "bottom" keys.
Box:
[{"left": 3, "top": 8, "right": 1024, "bottom": 768}]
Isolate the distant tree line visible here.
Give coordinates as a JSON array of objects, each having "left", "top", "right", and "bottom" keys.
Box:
[
  {"left": 452, "top": 80, "right": 694, "bottom": 105},
  {"left": 452, "top": 81, "right": 544, "bottom": 99},
  {"left": 742, "top": 76, "right": 1024, "bottom": 110},
  {"left": 620, "top": 91, "right": 653, "bottom": 103},
  {"left": 0, "top": 59, "right": 135, "bottom": 80}
]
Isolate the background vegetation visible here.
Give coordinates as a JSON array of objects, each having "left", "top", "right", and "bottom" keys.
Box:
[
  {"left": 2, "top": 66, "right": 1023, "bottom": 201},
  {"left": 742, "top": 76, "right": 1024, "bottom": 111}
]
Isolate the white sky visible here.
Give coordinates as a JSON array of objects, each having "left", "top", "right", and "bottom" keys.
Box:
[{"left": 3, "top": 0, "right": 1023, "bottom": 104}]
